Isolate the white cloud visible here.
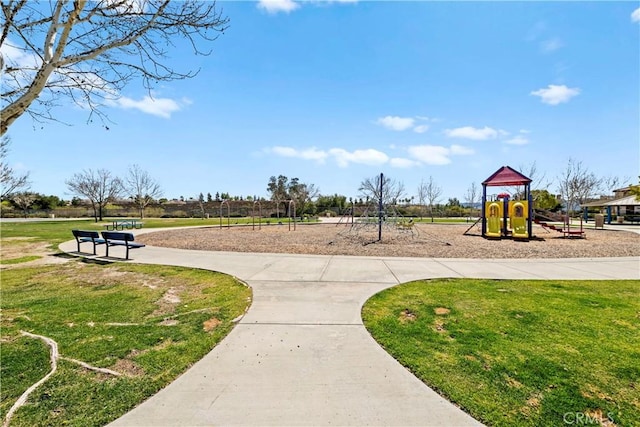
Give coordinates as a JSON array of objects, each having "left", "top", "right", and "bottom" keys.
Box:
[
  {"left": 328, "top": 148, "right": 389, "bottom": 167},
  {"left": 444, "top": 126, "right": 498, "bottom": 140},
  {"left": 114, "top": 95, "right": 188, "bottom": 118},
  {"left": 104, "top": 0, "right": 146, "bottom": 13},
  {"left": 540, "top": 38, "right": 563, "bottom": 53},
  {"left": 376, "top": 116, "right": 415, "bottom": 131},
  {"left": 267, "top": 143, "right": 476, "bottom": 168},
  {"left": 632, "top": 7, "right": 640, "bottom": 22},
  {"left": 0, "top": 43, "right": 38, "bottom": 68},
  {"left": 450, "top": 145, "right": 475, "bottom": 155},
  {"left": 530, "top": 84, "right": 580, "bottom": 105},
  {"left": 407, "top": 145, "right": 452, "bottom": 165},
  {"left": 389, "top": 157, "right": 420, "bottom": 168},
  {"left": 270, "top": 146, "right": 328, "bottom": 163},
  {"left": 413, "top": 124, "right": 429, "bottom": 134},
  {"left": 257, "top": 0, "right": 300, "bottom": 14},
  {"left": 268, "top": 146, "right": 388, "bottom": 167},
  {"left": 505, "top": 136, "right": 529, "bottom": 145}
]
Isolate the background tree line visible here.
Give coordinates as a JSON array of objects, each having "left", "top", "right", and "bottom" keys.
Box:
[{"left": 2, "top": 153, "right": 637, "bottom": 220}]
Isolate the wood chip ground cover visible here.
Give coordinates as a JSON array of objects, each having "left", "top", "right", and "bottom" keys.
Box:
[{"left": 137, "top": 223, "right": 640, "bottom": 258}]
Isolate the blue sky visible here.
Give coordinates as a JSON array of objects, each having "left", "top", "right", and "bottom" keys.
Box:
[{"left": 4, "top": 1, "right": 640, "bottom": 202}]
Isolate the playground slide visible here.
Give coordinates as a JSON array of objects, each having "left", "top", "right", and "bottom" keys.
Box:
[
  {"left": 511, "top": 202, "right": 528, "bottom": 239},
  {"left": 511, "top": 216, "right": 527, "bottom": 239},
  {"left": 486, "top": 202, "right": 501, "bottom": 237}
]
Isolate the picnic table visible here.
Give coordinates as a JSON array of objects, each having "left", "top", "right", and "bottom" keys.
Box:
[{"left": 104, "top": 219, "right": 144, "bottom": 231}]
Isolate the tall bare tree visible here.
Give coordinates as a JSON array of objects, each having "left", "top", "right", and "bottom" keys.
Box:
[
  {"left": 0, "top": 135, "right": 30, "bottom": 198},
  {"left": 66, "top": 168, "right": 122, "bottom": 221},
  {"left": 465, "top": 182, "right": 479, "bottom": 219},
  {"left": 424, "top": 176, "right": 442, "bottom": 222},
  {"left": 600, "top": 175, "right": 631, "bottom": 197},
  {"left": 125, "top": 164, "right": 162, "bottom": 218},
  {"left": 288, "top": 178, "right": 319, "bottom": 216},
  {"left": 1, "top": 0, "right": 228, "bottom": 135},
  {"left": 556, "top": 158, "right": 602, "bottom": 215},
  {"left": 11, "top": 191, "right": 36, "bottom": 218},
  {"left": 416, "top": 178, "right": 428, "bottom": 220},
  {"left": 517, "top": 161, "right": 549, "bottom": 191},
  {"left": 359, "top": 174, "right": 405, "bottom": 207}
]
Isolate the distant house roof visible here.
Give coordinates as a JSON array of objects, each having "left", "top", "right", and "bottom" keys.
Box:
[
  {"left": 482, "top": 166, "right": 532, "bottom": 187},
  {"left": 582, "top": 195, "right": 640, "bottom": 207}
]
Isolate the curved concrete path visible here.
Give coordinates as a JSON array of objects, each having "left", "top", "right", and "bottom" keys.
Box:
[{"left": 59, "top": 233, "right": 639, "bottom": 427}]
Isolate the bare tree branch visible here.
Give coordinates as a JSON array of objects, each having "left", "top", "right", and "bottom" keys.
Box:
[
  {"left": 1, "top": 0, "right": 228, "bottom": 135},
  {"left": 422, "top": 176, "right": 442, "bottom": 222},
  {"left": 556, "top": 158, "right": 602, "bottom": 215},
  {"left": 359, "top": 174, "right": 405, "bottom": 207},
  {"left": 0, "top": 135, "right": 30, "bottom": 198},
  {"left": 66, "top": 168, "right": 122, "bottom": 221},
  {"left": 465, "top": 182, "right": 479, "bottom": 218},
  {"left": 124, "top": 163, "right": 162, "bottom": 218}
]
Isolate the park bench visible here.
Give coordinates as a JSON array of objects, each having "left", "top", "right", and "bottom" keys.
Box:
[
  {"left": 624, "top": 215, "right": 640, "bottom": 224},
  {"left": 101, "top": 231, "right": 146, "bottom": 260},
  {"left": 71, "top": 229, "right": 106, "bottom": 255},
  {"left": 104, "top": 219, "right": 144, "bottom": 230}
]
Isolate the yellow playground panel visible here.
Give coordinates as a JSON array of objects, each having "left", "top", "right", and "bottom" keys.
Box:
[
  {"left": 485, "top": 201, "right": 502, "bottom": 237},
  {"left": 509, "top": 200, "right": 528, "bottom": 239}
]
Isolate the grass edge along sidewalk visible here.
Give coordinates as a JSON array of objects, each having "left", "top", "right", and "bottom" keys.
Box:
[
  {"left": 0, "top": 261, "right": 252, "bottom": 427},
  {"left": 362, "top": 278, "right": 640, "bottom": 427}
]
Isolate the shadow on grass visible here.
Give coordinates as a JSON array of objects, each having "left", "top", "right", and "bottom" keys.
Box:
[{"left": 53, "top": 252, "right": 114, "bottom": 265}]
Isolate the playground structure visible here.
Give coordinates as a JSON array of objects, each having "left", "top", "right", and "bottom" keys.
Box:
[
  {"left": 481, "top": 166, "right": 533, "bottom": 240},
  {"left": 218, "top": 199, "right": 298, "bottom": 231},
  {"left": 533, "top": 209, "right": 585, "bottom": 238},
  {"left": 337, "top": 202, "right": 417, "bottom": 240},
  {"left": 337, "top": 173, "right": 417, "bottom": 242}
]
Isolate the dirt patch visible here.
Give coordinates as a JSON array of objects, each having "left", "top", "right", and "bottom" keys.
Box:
[
  {"left": 162, "top": 288, "right": 181, "bottom": 304},
  {"left": 434, "top": 307, "right": 450, "bottom": 315},
  {"left": 398, "top": 309, "right": 417, "bottom": 323},
  {"left": 0, "top": 238, "right": 72, "bottom": 269},
  {"left": 137, "top": 223, "right": 640, "bottom": 259},
  {"left": 150, "top": 287, "right": 182, "bottom": 318},
  {"left": 505, "top": 375, "right": 523, "bottom": 389},
  {"left": 112, "top": 359, "right": 145, "bottom": 377},
  {"left": 203, "top": 317, "right": 221, "bottom": 331}
]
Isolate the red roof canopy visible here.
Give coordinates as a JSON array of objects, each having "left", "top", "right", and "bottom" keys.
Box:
[{"left": 482, "top": 166, "right": 532, "bottom": 187}]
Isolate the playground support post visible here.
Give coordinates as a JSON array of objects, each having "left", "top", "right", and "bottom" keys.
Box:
[
  {"left": 288, "top": 200, "right": 297, "bottom": 231},
  {"left": 252, "top": 200, "right": 262, "bottom": 231},
  {"left": 219, "top": 200, "right": 230, "bottom": 229},
  {"left": 378, "top": 172, "right": 383, "bottom": 241},
  {"left": 481, "top": 185, "right": 487, "bottom": 236}
]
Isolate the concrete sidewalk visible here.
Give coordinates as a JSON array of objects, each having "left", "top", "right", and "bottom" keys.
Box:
[{"left": 59, "top": 238, "right": 639, "bottom": 427}]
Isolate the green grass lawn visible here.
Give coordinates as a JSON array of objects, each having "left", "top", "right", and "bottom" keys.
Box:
[
  {"left": 1, "top": 261, "right": 251, "bottom": 426},
  {"left": 0, "top": 219, "right": 252, "bottom": 426},
  {"left": 0, "top": 217, "right": 315, "bottom": 251},
  {"left": 362, "top": 278, "right": 640, "bottom": 427}
]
